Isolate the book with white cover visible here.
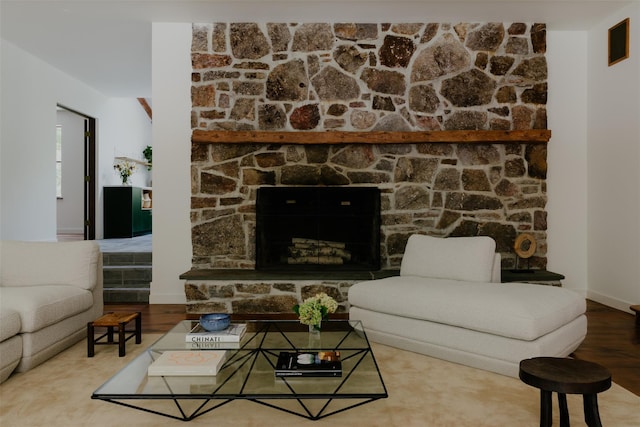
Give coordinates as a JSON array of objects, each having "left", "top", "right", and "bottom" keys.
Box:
[
  {"left": 185, "top": 323, "right": 247, "bottom": 343},
  {"left": 148, "top": 350, "right": 227, "bottom": 376}
]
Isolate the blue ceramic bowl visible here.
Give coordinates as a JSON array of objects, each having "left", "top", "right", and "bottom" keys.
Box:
[{"left": 199, "top": 313, "right": 231, "bottom": 331}]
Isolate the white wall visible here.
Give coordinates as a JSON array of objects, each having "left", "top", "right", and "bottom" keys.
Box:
[
  {"left": 0, "top": 39, "right": 153, "bottom": 241},
  {"left": 545, "top": 31, "right": 589, "bottom": 294},
  {"left": 56, "top": 109, "right": 86, "bottom": 234},
  {"left": 149, "top": 23, "right": 192, "bottom": 303},
  {"left": 586, "top": 3, "right": 640, "bottom": 311}
]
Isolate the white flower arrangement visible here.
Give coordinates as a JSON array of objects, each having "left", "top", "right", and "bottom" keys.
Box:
[
  {"left": 293, "top": 292, "right": 338, "bottom": 328},
  {"left": 114, "top": 160, "right": 136, "bottom": 184}
]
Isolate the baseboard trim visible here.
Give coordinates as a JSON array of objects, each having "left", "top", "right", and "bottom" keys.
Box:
[
  {"left": 56, "top": 228, "right": 84, "bottom": 235},
  {"left": 587, "top": 291, "right": 635, "bottom": 314},
  {"left": 149, "top": 292, "right": 187, "bottom": 304}
]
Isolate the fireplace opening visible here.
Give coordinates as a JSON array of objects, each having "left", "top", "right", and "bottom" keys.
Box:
[{"left": 256, "top": 187, "right": 381, "bottom": 271}]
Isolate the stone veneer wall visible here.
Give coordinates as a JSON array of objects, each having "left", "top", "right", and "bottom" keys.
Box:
[{"left": 186, "top": 22, "right": 549, "bottom": 314}]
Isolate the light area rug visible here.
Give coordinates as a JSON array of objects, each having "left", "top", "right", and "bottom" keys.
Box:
[{"left": 1, "top": 334, "right": 638, "bottom": 427}]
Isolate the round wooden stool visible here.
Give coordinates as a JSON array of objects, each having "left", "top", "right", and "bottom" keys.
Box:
[{"left": 519, "top": 357, "right": 611, "bottom": 427}]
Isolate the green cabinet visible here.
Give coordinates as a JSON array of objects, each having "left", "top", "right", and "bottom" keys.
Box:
[{"left": 104, "top": 186, "right": 152, "bottom": 238}]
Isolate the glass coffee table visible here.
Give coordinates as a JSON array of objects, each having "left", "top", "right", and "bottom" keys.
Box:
[{"left": 92, "top": 320, "right": 387, "bottom": 421}]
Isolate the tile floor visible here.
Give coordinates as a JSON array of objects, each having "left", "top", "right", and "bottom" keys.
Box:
[
  {"left": 97, "top": 234, "right": 152, "bottom": 253},
  {"left": 57, "top": 233, "right": 152, "bottom": 253}
]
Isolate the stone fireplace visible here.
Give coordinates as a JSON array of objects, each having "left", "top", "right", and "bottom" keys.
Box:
[{"left": 183, "top": 22, "right": 550, "bottom": 314}]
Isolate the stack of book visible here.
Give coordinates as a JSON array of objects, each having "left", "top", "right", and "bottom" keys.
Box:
[
  {"left": 148, "top": 350, "right": 227, "bottom": 376},
  {"left": 147, "top": 322, "right": 247, "bottom": 377},
  {"left": 186, "top": 322, "right": 247, "bottom": 349}
]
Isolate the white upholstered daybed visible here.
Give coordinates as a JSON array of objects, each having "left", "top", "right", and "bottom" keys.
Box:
[{"left": 348, "top": 235, "right": 587, "bottom": 377}]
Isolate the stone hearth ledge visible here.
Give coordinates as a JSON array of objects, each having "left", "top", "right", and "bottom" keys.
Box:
[{"left": 180, "top": 269, "right": 400, "bottom": 281}]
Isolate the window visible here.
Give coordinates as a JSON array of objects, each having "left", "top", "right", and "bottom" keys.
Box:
[{"left": 56, "top": 125, "right": 62, "bottom": 198}]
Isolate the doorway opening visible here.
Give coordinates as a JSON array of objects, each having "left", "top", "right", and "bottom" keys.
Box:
[{"left": 56, "top": 105, "right": 96, "bottom": 241}]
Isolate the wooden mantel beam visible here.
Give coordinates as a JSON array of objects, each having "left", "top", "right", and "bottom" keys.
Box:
[{"left": 191, "top": 129, "right": 551, "bottom": 145}]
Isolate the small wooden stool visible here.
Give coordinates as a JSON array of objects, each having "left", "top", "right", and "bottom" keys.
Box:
[
  {"left": 88, "top": 312, "right": 142, "bottom": 357},
  {"left": 519, "top": 357, "right": 611, "bottom": 427}
]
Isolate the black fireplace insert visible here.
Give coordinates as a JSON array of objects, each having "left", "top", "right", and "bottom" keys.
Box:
[{"left": 255, "top": 187, "right": 381, "bottom": 271}]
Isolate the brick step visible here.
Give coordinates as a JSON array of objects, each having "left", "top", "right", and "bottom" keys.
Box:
[
  {"left": 102, "top": 252, "right": 152, "bottom": 267},
  {"left": 103, "top": 265, "right": 152, "bottom": 286},
  {"left": 103, "top": 287, "right": 150, "bottom": 303},
  {"left": 102, "top": 252, "right": 152, "bottom": 304}
]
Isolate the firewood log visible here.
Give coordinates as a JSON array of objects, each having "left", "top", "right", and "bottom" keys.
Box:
[
  {"left": 287, "top": 256, "right": 344, "bottom": 265},
  {"left": 288, "top": 246, "right": 351, "bottom": 260},
  {"left": 291, "top": 238, "right": 346, "bottom": 249}
]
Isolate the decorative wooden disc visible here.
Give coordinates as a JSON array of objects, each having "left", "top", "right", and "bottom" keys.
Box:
[{"left": 514, "top": 233, "right": 536, "bottom": 259}]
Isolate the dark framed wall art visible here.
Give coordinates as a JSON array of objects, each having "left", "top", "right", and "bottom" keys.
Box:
[{"left": 608, "top": 18, "right": 630, "bottom": 66}]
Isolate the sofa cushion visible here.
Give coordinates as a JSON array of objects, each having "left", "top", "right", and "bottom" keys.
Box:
[
  {"left": 348, "top": 276, "right": 586, "bottom": 341},
  {"left": 0, "top": 240, "right": 99, "bottom": 290},
  {"left": 0, "top": 334, "right": 22, "bottom": 383},
  {"left": 0, "top": 286, "right": 94, "bottom": 333},
  {"left": 0, "top": 308, "right": 21, "bottom": 341},
  {"left": 400, "top": 235, "right": 496, "bottom": 282}
]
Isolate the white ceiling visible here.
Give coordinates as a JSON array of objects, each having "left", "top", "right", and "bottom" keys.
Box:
[{"left": 0, "top": 1, "right": 633, "bottom": 97}]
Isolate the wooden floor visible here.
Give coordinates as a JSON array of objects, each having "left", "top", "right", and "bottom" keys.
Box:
[{"left": 104, "top": 299, "right": 640, "bottom": 397}]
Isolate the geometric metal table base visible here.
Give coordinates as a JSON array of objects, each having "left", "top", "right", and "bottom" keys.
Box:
[{"left": 94, "top": 395, "right": 385, "bottom": 421}]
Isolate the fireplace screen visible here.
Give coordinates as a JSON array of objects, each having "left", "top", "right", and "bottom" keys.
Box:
[{"left": 256, "top": 187, "right": 381, "bottom": 271}]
